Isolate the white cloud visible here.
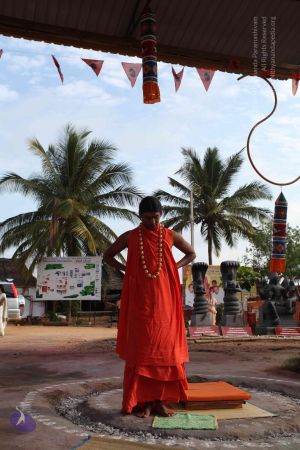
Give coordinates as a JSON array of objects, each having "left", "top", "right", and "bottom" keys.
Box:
[
  {"left": 0, "top": 84, "right": 18, "bottom": 101},
  {"left": 58, "top": 79, "right": 127, "bottom": 105},
  {"left": 101, "top": 74, "right": 130, "bottom": 89},
  {"left": 3, "top": 52, "right": 48, "bottom": 72}
]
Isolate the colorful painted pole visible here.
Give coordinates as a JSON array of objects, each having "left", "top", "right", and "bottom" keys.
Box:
[
  {"left": 270, "top": 192, "right": 288, "bottom": 273},
  {"left": 140, "top": 4, "right": 160, "bottom": 104}
]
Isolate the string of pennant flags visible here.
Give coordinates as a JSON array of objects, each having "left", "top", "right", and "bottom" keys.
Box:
[
  {"left": 0, "top": 48, "right": 217, "bottom": 93},
  {"left": 0, "top": 48, "right": 298, "bottom": 96}
]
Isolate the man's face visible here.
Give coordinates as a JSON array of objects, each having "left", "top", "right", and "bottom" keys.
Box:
[{"left": 140, "top": 212, "right": 161, "bottom": 230}]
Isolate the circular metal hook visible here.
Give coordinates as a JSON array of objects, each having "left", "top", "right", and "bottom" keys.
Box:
[{"left": 237, "top": 75, "right": 300, "bottom": 186}]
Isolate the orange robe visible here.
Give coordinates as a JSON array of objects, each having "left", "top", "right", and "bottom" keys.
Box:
[{"left": 117, "top": 224, "right": 189, "bottom": 413}]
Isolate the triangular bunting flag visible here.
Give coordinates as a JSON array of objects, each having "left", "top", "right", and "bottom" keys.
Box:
[
  {"left": 172, "top": 67, "right": 184, "bottom": 92},
  {"left": 82, "top": 58, "right": 104, "bottom": 77},
  {"left": 121, "top": 62, "right": 142, "bottom": 87},
  {"left": 292, "top": 79, "right": 299, "bottom": 96},
  {"left": 0, "top": 49, "right": 3, "bottom": 58},
  {"left": 52, "top": 55, "right": 64, "bottom": 84},
  {"left": 196, "top": 68, "right": 215, "bottom": 91}
]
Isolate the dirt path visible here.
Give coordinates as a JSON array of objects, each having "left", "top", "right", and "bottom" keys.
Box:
[
  {"left": 0, "top": 324, "right": 299, "bottom": 450},
  {"left": 1, "top": 323, "right": 117, "bottom": 353}
]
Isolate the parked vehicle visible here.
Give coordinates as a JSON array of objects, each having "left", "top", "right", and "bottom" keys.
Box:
[{"left": 0, "top": 281, "right": 21, "bottom": 320}]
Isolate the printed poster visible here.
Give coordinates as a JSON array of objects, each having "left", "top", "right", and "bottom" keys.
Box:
[
  {"left": 182, "top": 264, "right": 257, "bottom": 308},
  {"left": 35, "top": 257, "right": 102, "bottom": 301},
  {"left": 182, "top": 264, "right": 224, "bottom": 306}
]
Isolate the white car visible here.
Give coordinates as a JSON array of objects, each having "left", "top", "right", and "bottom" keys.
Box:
[{"left": 0, "top": 281, "right": 22, "bottom": 320}]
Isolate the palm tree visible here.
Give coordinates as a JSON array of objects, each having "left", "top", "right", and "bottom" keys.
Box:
[
  {"left": 154, "top": 147, "right": 272, "bottom": 264},
  {"left": 0, "top": 124, "right": 141, "bottom": 273}
]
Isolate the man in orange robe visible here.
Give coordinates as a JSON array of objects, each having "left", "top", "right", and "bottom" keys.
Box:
[{"left": 104, "top": 196, "right": 196, "bottom": 417}]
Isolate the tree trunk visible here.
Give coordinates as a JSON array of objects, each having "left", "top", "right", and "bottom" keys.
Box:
[
  {"left": 66, "top": 235, "right": 74, "bottom": 324},
  {"left": 68, "top": 301, "right": 72, "bottom": 324},
  {"left": 208, "top": 229, "right": 213, "bottom": 265}
]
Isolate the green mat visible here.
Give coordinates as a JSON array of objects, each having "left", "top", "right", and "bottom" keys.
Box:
[{"left": 152, "top": 413, "right": 217, "bottom": 430}]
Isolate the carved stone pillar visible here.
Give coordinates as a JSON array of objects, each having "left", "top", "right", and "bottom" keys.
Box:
[
  {"left": 190, "top": 262, "right": 210, "bottom": 326},
  {"left": 220, "top": 260, "right": 243, "bottom": 326}
]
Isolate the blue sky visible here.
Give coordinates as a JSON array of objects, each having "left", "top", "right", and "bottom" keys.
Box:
[{"left": 0, "top": 35, "right": 299, "bottom": 265}]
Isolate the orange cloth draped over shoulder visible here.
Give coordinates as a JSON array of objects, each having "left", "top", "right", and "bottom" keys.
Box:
[{"left": 116, "top": 224, "right": 189, "bottom": 413}]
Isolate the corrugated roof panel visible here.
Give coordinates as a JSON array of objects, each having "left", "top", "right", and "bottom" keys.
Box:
[
  {"left": 96, "top": 1, "right": 122, "bottom": 36},
  {"left": 179, "top": 1, "right": 205, "bottom": 49},
  {"left": 63, "top": 0, "right": 82, "bottom": 29},
  {"left": 0, "top": 0, "right": 299, "bottom": 79},
  {"left": 43, "top": 0, "right": 61, "bottom": 25},
  {"left": 83, "top": 0, "right": 104, "bottom": 34},
  {"left": 208, "top": 0, "right": 252, "bottom": 56},
  {"left": 33, "top": 0, "right": 48, "bottom": 23},
  {"left": 157, "top": 0, "right": 195, "bottom": 45},
  {"left": 185, "top": 0, "right": 225, "bottom": 52},
  {"left": 76, "top": 0, "right": 95, "bottom": 32},
  {"left": 115, "top": 0, "right": 132, "bottom": 36},
  {"left": 23, "top": 0, "right": 37, "bottom": 21},
  {"left": 55, "top": 0, "right": 72, "bottom": 28},
  {"left": 230, "top": 0, "right": 289, "bottom": 61},
  {"left": 275, "top": 7, "right": 300, "bottom": 63},
  {"left": 103, "top": 0, "right": 124, "bottom": 35}
]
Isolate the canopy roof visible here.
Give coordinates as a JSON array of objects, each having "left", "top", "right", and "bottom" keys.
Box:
[{"left": 0, "top": 0, "right": 299, "bottom": 80}]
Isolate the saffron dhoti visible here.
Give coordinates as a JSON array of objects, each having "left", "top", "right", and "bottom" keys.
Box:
[{"left": 122, "top": 364, "right": 188, "bottom": 413}]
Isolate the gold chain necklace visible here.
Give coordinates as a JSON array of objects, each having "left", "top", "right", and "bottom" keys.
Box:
[{"left": 138, "top": 224, "right": 163, "bottom": 279}]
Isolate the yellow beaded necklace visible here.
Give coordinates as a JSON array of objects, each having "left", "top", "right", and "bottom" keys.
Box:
[{"left": 138, "top": 224, "right": 163, "bottom": 279}]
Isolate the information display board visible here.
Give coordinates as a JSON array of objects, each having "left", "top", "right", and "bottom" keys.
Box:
[{"left": 35, "top": 256, "right": 102, "bottom": 301}]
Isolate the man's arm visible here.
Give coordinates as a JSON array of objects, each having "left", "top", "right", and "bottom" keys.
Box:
[
  {"left": 103, "top": 232, "right": 129, "bottom": 272},
  {"left": 172, "top": 232, "right": 196, "bottom": 269}
]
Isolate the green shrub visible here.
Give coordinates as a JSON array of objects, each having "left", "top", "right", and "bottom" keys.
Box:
[
  {"left": 282, "top": 354, "right": 300, "bottom": 373},
  {"left": 47, "top": 312, "right": 60, "bottom": 322}
]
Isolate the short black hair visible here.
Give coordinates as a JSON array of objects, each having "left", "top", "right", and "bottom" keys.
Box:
[{"left": 139, "top": 196, "right": 162, "bottom": 215}]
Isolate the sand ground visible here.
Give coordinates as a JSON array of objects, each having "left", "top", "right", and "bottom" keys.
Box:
[{"left": 0, "top": 323, "right": 299, "bottom": 450}]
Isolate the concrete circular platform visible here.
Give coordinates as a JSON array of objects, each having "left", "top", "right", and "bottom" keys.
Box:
[
  {"left": 75, "top": 381, "right": 300, "bottom": 441},
  {"left": 23, "top": 375, "right": 300, "bottom": 449}
]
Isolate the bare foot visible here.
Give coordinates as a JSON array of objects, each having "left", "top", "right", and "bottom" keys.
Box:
[
  {"left": 134, "top": 402, "right": 153, "bottom": 418},
  {"left": 154, "top": 401, "right": 176, "bottom": 417}
]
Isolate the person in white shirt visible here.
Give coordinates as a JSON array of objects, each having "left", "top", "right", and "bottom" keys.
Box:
[{"left": 0, "top": 286, "right": 8, "bottom": 337}]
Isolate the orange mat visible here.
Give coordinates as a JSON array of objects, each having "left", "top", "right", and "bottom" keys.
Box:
[{"left": 185, "top": 381, "right": 251, "bottom": 402}]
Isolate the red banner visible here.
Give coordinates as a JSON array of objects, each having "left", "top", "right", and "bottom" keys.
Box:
[
  {"left": 52, "top": 55, "right": 63, "bottom": 84},
  {"left": 172, "top": 67, "right": 184, "bottom": 92}
]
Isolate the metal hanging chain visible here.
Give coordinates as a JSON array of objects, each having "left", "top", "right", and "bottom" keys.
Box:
[{"left": 238, "top": 75, "right": 300, "bottom": 186}]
